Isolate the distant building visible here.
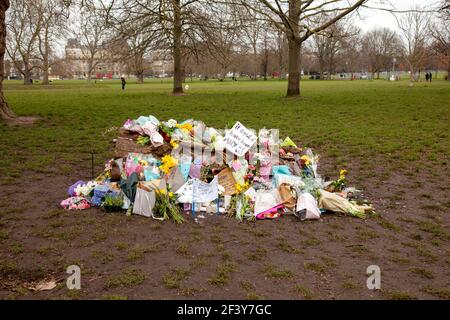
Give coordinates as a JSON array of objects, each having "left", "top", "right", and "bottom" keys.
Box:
[
  {"left": 64, "top": 38, "right": 125, "bottom": 80},
  {"left": 148, "top": 50, "right": 173, "bottom": 77}
]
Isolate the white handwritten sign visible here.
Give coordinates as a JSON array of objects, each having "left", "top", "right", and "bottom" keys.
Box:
[
  {"left": 193, "top": 176, "right": 219, "bottom": 203},
  {"left": 175, "top": 179, "right": 195, "bottom": 203},
  {"left": 224, "top": 122, "right": 257, "bottom": 157}
]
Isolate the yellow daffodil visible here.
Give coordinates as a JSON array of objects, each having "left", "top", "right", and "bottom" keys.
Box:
[
  {"left": 340, "top": 169, "right": 347, "bottom": 176},
  {"left": 159, "top": 155, "right": 178, "bottom": 174},
  {"left": 235, "top": 182, "right": 249, "bottom": 194},
  {"left": 170, "top": 139, "right": 179, "bottom": 149},
  {"left": 176, "top": 123, "right": 193, "bottom": 132},
  {"left": 301, "top": 155, "right": 311, "bottom": 166}
]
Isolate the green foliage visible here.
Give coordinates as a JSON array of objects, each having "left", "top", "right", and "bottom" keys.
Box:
[{"left": 103, "top": 194, "right": 124, "bottom": 207}]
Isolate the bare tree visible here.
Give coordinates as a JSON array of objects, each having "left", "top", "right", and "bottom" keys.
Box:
[
  {"left": 397, "top": 6, "right": 431, "bottom": 81},
  {"left": 35, "top": 0, "right": 70, "bottom": 85},
  {"left": 429, "top": 0, "right": 450, "bottom": 80},
  {"left": 361, "top": 27, "right": 402, "bottom": 79},
  {"left": 202, "top": 3, "right": 241, "bottom": 81},
  {"left": 275, "top": 29, "right": 287, "bottom": 79},
  {"left": 126, "top": 36, "right": 149, "bottom": 84},
  {"left": 108, "top": 18, "right": 163, "bottom": 84},
  {"left": 1, "top": 0, "right": 41, "bottom": 123},
  {"left": 101, "top": 0, "right": 213, "bottom": 94},
  {"left": 237, "top": 0, "right": 366, "bottom": 96},
  {"left": 339, "top": 25, "right": 362, "bottom": 79},
  {"left": 260, "top": 27, "right": 272, "bottom": 80},
  {"left": 0, "top": 0, "right": 14, "bottom": 120},
  {"left": 77, "top": 6, "right": 109, "bottom": 84},
  {"left": 6, "top": 0, "right": 42, "bottom": 85},
  {"left": 240, "top": 8, "right": 263, "bottom": 80}
]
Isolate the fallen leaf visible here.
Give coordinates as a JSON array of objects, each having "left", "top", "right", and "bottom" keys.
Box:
[{"left": 28, "top": 279, "right": 57, "bottom": 292}]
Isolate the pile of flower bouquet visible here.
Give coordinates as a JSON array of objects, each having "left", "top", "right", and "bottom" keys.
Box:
[{"left": 60, "top": 115, "right": 374, "bottom": 223}]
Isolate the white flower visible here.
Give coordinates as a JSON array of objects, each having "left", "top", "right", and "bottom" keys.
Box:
[
  {"left": 218, "top": 184, "right": 225, "bottom": 195},
  {"left": 167, "top": 119, "right": 177, "bottom": 128},
  {"left": 75, "top": 181, "right": 98, "bottom": 197}
]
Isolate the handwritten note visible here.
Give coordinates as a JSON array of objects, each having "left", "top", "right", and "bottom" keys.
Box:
[
  {"left": 193, "top": 176, "right": 219, "bottom": 203},
  {"left": 224, "top": 122, "right": 257, "bottom": 157},
  {"left": 217, "top": 168, "right": 237, "bottom": 195},
  {"left": 175, "top": 179, "right": 195, "bottom": 203}
]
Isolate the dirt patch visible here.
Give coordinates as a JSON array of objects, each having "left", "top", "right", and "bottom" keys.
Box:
[{"left": 0, "top": 155, "right": 449, "bottom": 300}]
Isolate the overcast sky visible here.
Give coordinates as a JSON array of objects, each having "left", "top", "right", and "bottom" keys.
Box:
[{"left": 355, "top": 0, "right": 441, "bottom": 32}]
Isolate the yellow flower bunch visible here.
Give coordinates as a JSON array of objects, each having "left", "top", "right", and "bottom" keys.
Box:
[
  {"left": 157, "top": 189, "right": 174, "bottom": 198},
  {"left": 159, "top": 155, "right": 178, "bottom": 174},
  {"left": 300, "top": 155, "right": 311, "bottom": 166},
  {"left": 176, "top": 123, "right": 193, "bottom": 132},
  {"left": 170, "top": 139, "right": 179, "bottom": 149},
  {"left": 339, "top": 169, "right": 347, "bottom": 180},
  {"left": 235, "top": 181, "right": 250, "bottom": 193}
]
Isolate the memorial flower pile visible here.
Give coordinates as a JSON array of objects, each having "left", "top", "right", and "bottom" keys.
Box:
[{"left": 60, "top": 115, "right": 375, "bottom": 223}]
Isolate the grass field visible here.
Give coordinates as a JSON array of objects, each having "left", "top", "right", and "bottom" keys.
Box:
[{"left": 0, "top": 79, "right": 449, "bottom": 300}]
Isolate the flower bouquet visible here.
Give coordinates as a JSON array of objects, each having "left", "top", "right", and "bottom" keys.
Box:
[
  {"left": 230, "top": 182, "right": 255, "bottom": 222},
  {"left": 103, "top": 193, "right": 124, "bottom": 213},
  {"left": 327, "top": 169, "right": 347, "bottom": 192},
  {"left": 153, "top": 188, "right": 184, "bottom": 223}
]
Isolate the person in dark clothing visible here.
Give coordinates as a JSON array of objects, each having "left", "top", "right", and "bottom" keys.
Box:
[
  {"left": 429, "top": 72, "right": 432, "bottom": 82},
  {"left": 425, "top": 73, "right": 429, "bottom": 82},
  {"left": 121, "top": 77, "right": 126, "bottom": 90}
]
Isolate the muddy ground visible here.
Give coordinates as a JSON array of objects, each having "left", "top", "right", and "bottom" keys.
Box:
[{"left": 0, "top": 154, "right": 449, "bottom": 300}]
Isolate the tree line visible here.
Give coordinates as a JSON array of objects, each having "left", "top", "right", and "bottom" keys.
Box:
[{"left": 1, "top": 0, "right": 449, "bottom": 122}]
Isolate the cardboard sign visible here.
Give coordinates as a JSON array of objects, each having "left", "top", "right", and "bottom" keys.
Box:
[
  {"left": 193, "top": 176, "right": 218, "bottom": 203},
  {"left": 217, "top": 168, "right": 237, "bottom": 196},
  {"left": 224, "top": 122, "right": 257, "bottom": 157}
]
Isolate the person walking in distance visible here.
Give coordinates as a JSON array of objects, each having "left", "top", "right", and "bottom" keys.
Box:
[{"left": 121, "top": 76, "right": 126, "bottom": 90}]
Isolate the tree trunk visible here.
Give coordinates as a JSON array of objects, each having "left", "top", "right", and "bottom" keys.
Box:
[
  {"left": 0, "top": 0, "right": 15, "bottom": 120},
  {"left": 137, "top": 73, "right": 144, "bottom": 84},
  {"left": 23, "top": 67, "right": 31, "bottom": 85},
  {"left": 252, "top": 44, "right": 258, "bottom": 80},
  {"left": 181, "top": 64, "right": 186, "bottom": 83},
  {"left": 287, "top": 37, "right": 300, "bottom": 96},
  {"left": 42, "top": 30, "right": 49, "bottom": 85},
  {"left": 286, "top": 1, "right": 300, "bottom": 97},
  {"left": 42, "top": 64, "right": 49, "bottom": 85},
  {"left": 278, "top": 42, "right": 284, "bottom": 79},
  {"left": 172, "top": 0, "right": 183, "bottom": 94},
  {"left": 42, "top": 57, "right": 49, "bottom": 85},
  {"left": 87, "top": 62, "right": 92, "bottom": 84},
  {"left": 319, "top": 63, "right": 324, "bottom": 80},
  {"left": 447, "top": 55, "right": 450, "bottom": 81}
]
